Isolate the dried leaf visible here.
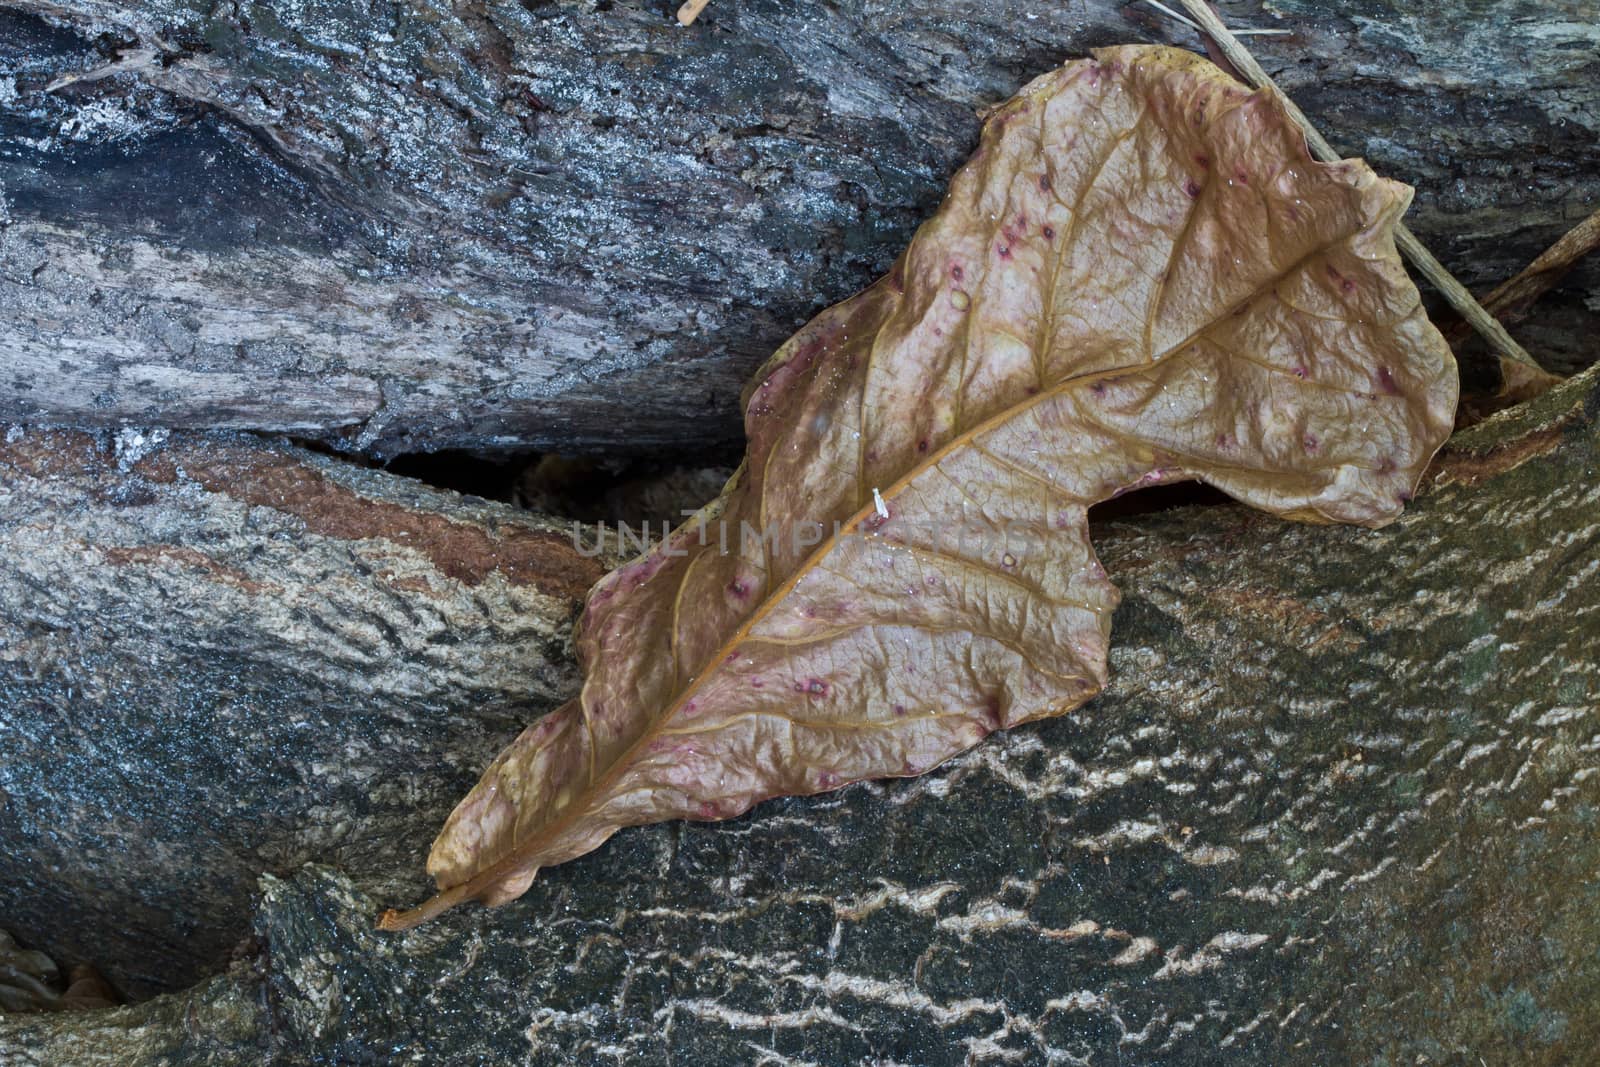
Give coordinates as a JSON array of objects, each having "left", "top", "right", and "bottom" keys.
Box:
[
  {"left": 382, "top": 45, "right": 1456, "bottom": 929},
  {"left": 0, "top": 929, "right": 119, "bottom": 1012}
]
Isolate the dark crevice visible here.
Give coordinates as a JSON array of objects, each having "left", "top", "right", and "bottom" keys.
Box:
[
  {"left": 1089, "top": 480, "right": 1234, "bottom": 524},
  {"left": 292, "top": 432, "right": 743, "bottom": 530},
  {"left": 380, "top": 448, "right": 537, "bottom": 505}
]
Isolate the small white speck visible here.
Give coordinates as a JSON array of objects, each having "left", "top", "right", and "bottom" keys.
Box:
[{"left": 872, "top": 487, "right": 888, "bottom": 519}]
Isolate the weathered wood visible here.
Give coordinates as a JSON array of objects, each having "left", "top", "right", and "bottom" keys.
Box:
[
  {"left": 2, "top": 0, "right": 1596, "bottom": 454},
  {"left": 0, "top": 428, "right": 606, "bottom": 997},
  {"left": 2, "top": 364, "right": 1596, "bottom": 1063},
  {"left": 2, "top": 1, "right": 1597, "bottom": 1059}
]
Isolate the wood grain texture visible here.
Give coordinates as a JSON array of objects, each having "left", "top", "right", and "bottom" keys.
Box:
[
  {"left": 1, "top": 0, "right": 1595, "bottom": 453},
  {"left": 2, "top": 363, "right": 1595, "bottom": 1062},
  {"left": 0, "top": 428, "right": 605, "bottom": 996}
]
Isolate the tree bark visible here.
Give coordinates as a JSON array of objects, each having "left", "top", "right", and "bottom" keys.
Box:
[
  {"left": 0, "top": 428, "right": 606, "bottom": 997},
  {"left": 2, "top": 1, "right": 1597, "bottom": 1062},
  {"left": 2, "top": 364, "right": 1596, "bottom": 1063},
  {"left": 2, "top": 0, "right": 1596, "bottom": 454}
]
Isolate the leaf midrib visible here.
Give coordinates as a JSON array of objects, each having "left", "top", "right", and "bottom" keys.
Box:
[{"left": 431, "top": 96, "right": 1384, "bottom": 917}]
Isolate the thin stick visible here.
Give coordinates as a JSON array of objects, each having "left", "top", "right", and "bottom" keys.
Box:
[
  {"left": 1450, "top": 207, "right": 1595, "bottom": 409},
  {"left": 1136, "top": 0, "right": 1288, "bottom": 36},
  {"left": 1173, "top": 0, "right": 1546, "bottom": 372},
  {"left": 677, "top": 0, "right": 710, "bottom": 27},
  {"left": 1472, "top": 207, "right": 1600, "bottom": 329}
]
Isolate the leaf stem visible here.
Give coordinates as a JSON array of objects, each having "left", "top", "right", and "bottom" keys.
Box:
[
  {"left": 1171, "top": 0, "right": 1548, "bottom": 373},
  {"left": 378, "top": 883, "right": 474, "bottom": 932}
]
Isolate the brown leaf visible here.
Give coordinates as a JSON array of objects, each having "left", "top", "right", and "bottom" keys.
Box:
[
  {"left": 381, "top": 45, "right": 1456, "bottom": 929},
  {"left": 0, "top": 929, "right": 119, "bottom": 1012},
  {"left": 59, "top": 965, "right": 121, "bottom": 1011}
]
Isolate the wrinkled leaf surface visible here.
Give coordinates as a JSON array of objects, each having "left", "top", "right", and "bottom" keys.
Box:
[{"left": 383, "top": 45, "right": 1456, "bottom": 928}]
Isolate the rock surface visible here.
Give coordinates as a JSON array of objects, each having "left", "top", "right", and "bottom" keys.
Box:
[
  {"left": 1, "top": 0, "right": 1595, "bottom": 453},
  {"left": 2, "top": 366, "right": 1596, "bottom": 1064}
]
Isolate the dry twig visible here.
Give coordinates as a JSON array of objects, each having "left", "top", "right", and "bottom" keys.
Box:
[
  {"left": 1136, "top": 0, "right": 1288, "bottom": 37},
  {"left": 1451, "top": 210, "right": 1598, "bottom": 418},
  {"left": 1466, "top": 207, "right": 1600, "bottom": 335}
]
